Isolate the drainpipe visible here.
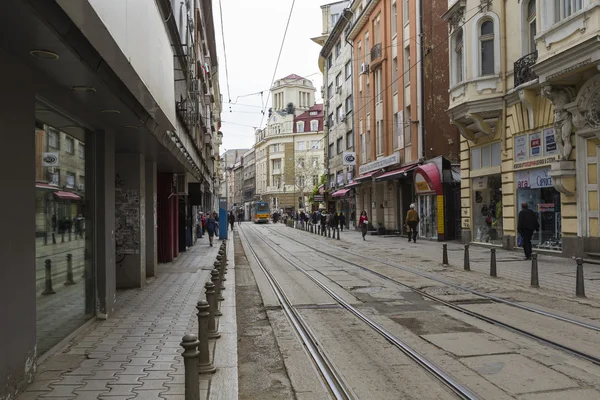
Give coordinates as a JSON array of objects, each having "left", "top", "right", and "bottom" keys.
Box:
[
  {"left": 501, "top": 0, "right": 508, "bottom": 153},
  {"left": 344, "top": 13, "right": 355, "bottom": 183},
  {"left": 417, "top": 0, "right": 425, "bottom": 160}
]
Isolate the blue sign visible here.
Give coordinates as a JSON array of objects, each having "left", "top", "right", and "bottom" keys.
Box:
[{"left": 218, "top": 197, "right": 228, "bottom": 240}]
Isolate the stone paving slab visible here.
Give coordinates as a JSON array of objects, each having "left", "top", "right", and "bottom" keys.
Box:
[{"left": 19, "top": 235, "right": 238, "bottom": 400}]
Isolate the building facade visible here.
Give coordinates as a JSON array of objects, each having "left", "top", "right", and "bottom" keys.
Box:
[
  {"left": 444, "top": 0, "right": 597, "bottom": 256},
  {"left": 0, "top": 0, "right": 220, "bottom": 397},
  {"left": 254, "top": 74, "right": 325, "bottom": 213},
  {"left": 242, "top": 148, "right": 256, "bottom": 220},
  {"left": 346, "top": 0, "right": 460, "bottom": 238}
]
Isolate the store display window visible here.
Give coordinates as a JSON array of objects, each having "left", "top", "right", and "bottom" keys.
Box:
[{"left": 472, "top": 174, "right": 503, "bottom": 245}]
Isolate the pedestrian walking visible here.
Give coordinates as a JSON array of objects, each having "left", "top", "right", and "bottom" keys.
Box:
[
  {"left": 406, "top": 204, "right": 419, "bottom": 243},
  {"left": 206, "top": 212, "right": 218, "bottom": 247},
  {"left": 228, "top": 211, "right": 235, "bottom": 231},
  {"left": 518, "top": 202, "right": 539, "bottom": 260},
  {"left": 359, "top": 211, "right": 369, "bottom": 241},
  {"left": 351, "top": 210, "right": 356, "bottom": 229},
  {"left": 339, "top": 212, "right": 346, "bottom": 231}
]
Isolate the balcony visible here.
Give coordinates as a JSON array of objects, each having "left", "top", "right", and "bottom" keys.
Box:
[
  {"left": 514, "top": 51, "right": 538, "bottom": 88},
  {"left": 370, "top": 43, "right": 382, "bottom": 64}
]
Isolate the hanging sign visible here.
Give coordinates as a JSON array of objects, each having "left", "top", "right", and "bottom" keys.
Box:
[
  {"left": 42, "top": 152, "right": 60, "bottom": 167},
  {"left": 343, "top": 152, "right": 357, "bottom": 166}
]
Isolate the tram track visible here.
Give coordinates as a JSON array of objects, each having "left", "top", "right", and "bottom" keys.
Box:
[
  {"left": 240, "top": 224, "right": 480, "bottom": 400},
  {"left": 264, "top": 223, "right": 600, "bottom": 367}
]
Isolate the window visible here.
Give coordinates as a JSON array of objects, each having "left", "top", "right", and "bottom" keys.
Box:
[
  {"left": 327, "top": 113, "right": 334, "bottom": 128},
  {"left": 479, "top": 20, "right": 495, "bottom": 76},
  {"left": 337, "top": 137, "right": 343, "bottom": 154},
  {"left": 49, "top": 168, "right": 60, "bottom": 185},
  {"left": 336, "top": 105, "right": 344, "bottom": 123},
  {"left": 527, "top": 0, "right": 536, "bottom": 53},
  {"left": 404, "top": 106, "right": 411, "bottom": 145},
  {"left": 312, "top": 175, "right": 319, "bottom": 186},
  {"left": 311, "top": 120, "right": 319, "bottom": 132},
  {"left": 345, "top": 95, "right": 353, "bottom": 113},
  {"left": 404, "top": 46, "right": 410, "bottom": 87},
  {"left": 403, "top": 0, "right": 409, "bottom": 24},
  {"left": 360, "top": 132, "right": 366, "bottom": 161},
  {"left": 272, "top": 175, "right": 281, "bottom": 188},
  {"left": 78, "top": 143, "right": 85, "bottom": 159},
  {"left": 297, "top": 157, "right": 305, "bottom": 168},
  {"left": 331, "top": 13, "right": 339, "bottom": 27},
  {"left": 48, "top": 128, "right": 59, "bottom": 148},
  {"left": 375, "top": 69, "right": 383, "bottom": 103},
  {"left": 393, "top": 113, "right": 399, "bottom": 149},
  {"left": 336, "top": 72, "right": 342, "bottom": 88},
  {"left": 376, "top": 120, "right": 383, "bottom": 155},
  {"left": 328, "top": 143, "right": 334, "bottom": 158},
  {"left": 328, "top": 83, "right": 334, "bottom": 99},
  {"left": 392, "top": 57, "right": 398, "bottom": 93},
  {"left": 470, "top": 142, "right": 501, "bottom": 170},
  {"left": 345, "top": 61, "right": 352, "bottom": 79},
  {"left": 391, "top": 1, "right": 397, "bottom": 36},
  {"left": 310, "top": 111, "right": 318, "bottom": 116},
  {"left": 272, "top": 158, "right": 281, "bottom": 170},
  {"left": 296, "top": 121, "right": 305, "bottom": 133},
  {"left": 66, "top": 172, "right": 76, "bottom": 189},
  {"left": 346, "top": 131, "right": 354, "bottom": 149},
  {"left": 374, "top": 15, "right": 381, "bottom": 44},
  {"left": 297, "top": 141, "right": 306, "bottom": 151},
  {"left": 335, "top": 41, "right": 342, "bottom": 58},
  {"left": 555, "top": 0, "right": 582, "bottom": 23},
  {"left": 65, "top": 137, "right": 74, "bottom": 154},
  {"left": 454, "top": 29, "right": 464, "bottom": 83},
  {"left": 327, "top": 54, "right": 333, "bottom": 70},
  {"left": 311, "top": 156, "right": 319, "bottom": 167},
  {"left": 271, "top": 144, "right": 281, "bottom": 152}
]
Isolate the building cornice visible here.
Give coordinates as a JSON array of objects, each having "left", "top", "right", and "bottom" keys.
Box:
[
  {"left": 533, "top": 35, "right": 600, "bottom": 83},
  {"left": 320, "top": 9, "right": 354, "bottom": 58},
  {"left": 347, "top": 0, "right": 380, "bottom": 41}
]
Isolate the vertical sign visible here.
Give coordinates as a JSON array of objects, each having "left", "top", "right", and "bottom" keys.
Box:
[
  {"left": 218, "top": 197, "right": 228, "bottom": 240},
  {"left": 530, "top": 132, "right": 542, "bottom": 158},
  {"left": 397, "top": 112, "right": 405, "bottom": 149},
  {"left": 544, "top": 127, "right": 557, "bottom": 155},
  {"left": 514, "top": 135, "right": 527, "bottom": 162},
  {"left": 437, "top": 195, "right": 445, "bottom": 236}
]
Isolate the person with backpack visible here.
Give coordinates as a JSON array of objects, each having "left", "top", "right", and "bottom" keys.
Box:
[{"left": 206, "top": 211, "right": 218, "bottom": 247}]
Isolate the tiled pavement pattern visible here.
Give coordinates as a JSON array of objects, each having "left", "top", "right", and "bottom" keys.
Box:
[
  {"left": 286, "top": 224, "right": 600, "bottom": 300},
  {"left": 19, "top": 237, "right": 230, "bottom": 400}
]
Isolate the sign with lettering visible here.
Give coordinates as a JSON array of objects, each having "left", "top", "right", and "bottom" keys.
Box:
[
  {"left": 516, "top": 170, "right": 530, "bottom": 188},
  {"left": 314, "top": 194, "right": 324, "bottom": 202},
  {"left": 529, "top": 167, "right": 553, "bottom": 188},
  {"left": 472, "top": 176, "right": 488, "bottom": 190},
  {"left": 359, "top": 152, "right": 401, "bottom": 175},
  {"left": 514, "top": 135, "right": 527, "bottom": 162},
  {"left": 513, "top": 155, "right": 558, "bottom": 170},
  {"left": 530, "top": 132, "right": 542, "bottom": 158},
  {"left": 544, "top": 127, "right": 557, "bottom": 155}
]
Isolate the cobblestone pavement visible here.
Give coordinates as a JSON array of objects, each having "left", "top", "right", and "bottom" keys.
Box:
[
  {"left": 285, "top": 224, "right": 600, "bottom": 301},
  {"left": 19, "top": 237, "right": 232, "bottom": 400}
]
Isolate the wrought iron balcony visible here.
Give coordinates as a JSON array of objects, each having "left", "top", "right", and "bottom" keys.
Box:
[
  {"left": 514, "top": 51, "right": 538, "bottom": 88},
  {"left": 370, "top": 43, "right": 382, "bottom": 63}
]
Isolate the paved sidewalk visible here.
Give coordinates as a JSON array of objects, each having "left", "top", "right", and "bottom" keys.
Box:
[
  {"left": 19, "top": 237, "right": 238, "bottom": 400},
  {"left": 287, "top": 224, "right": 600, "bottom": 300}
]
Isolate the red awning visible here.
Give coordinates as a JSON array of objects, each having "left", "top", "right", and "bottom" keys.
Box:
[
  {"left": 345, "top": 181, "right": 360, "bottom": 189},
  {"left": 355, "top": 170, "right": 382, "bottom": 182},
  {"left": 331, "top": 188, "right": 351, "bottom": 198},
  {"left": 414, "top": 163, "right": 443, "bottom": 195},
  {"left": 375, "top": 164, "right": 418, "bottom": 182},
  {"left": 36, "top": 182, "right": 59, "bottom": 191},
  {"left": 53, "top": 191, "right": 82, "bottom": 201}
]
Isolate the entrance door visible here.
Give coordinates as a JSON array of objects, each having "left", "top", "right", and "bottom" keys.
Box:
[{"left": 418, "top": 194, "right": 438, "bottom": 239}]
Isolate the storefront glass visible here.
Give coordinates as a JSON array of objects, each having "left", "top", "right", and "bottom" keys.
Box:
[
  {"left": 472, "top": 174, "right": 503, "bottom": 245},
  {"left": 516, "top": 167, "right": 562, "bottom": 250},
  {"left": 418, "top": 194, "right": 438, "bottom": 239},
  {"left": 35, "top": 102, "right": 95, "bottom": 355}
]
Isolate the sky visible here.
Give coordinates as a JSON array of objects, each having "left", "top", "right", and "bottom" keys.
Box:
[{"left": 213, "top": 0, "right": 326, "bottom": 153}]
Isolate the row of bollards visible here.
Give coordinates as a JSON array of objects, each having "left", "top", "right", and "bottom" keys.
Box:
[
  {"left": 42, "top": 253, "right": 78, "bottom": 295},
  {"left": 446, "top": 244, "right": 587, "bottom": 298},
  {"left": 182, "top": 241, "right": 229, "bottom": 399}
]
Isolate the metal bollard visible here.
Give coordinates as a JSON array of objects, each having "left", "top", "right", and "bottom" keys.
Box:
[
  {"left": 195, "top": 301, "right": 217, "bottom": 374},
  {"left": 68, "top": 230, "right": 72, "bottom": 242},
  {"left": 42, "top": 259, "right": 56, "bottom": 295},
  {"left": 216, "top": 256, "right": 226, "bottom": 282},
  {"left": 490, "top": 248, "right": 497, "bottom": 277},
  {"left": 576, "top": 257, "right": 586, "bottom": 298},
  {"left": 52, "top": 232, "right": 56, "bottom": 244},
  {"left": 65, "top": 254, "right": 75, "bottom": 285},
  {"left": 211, "top": 269, "right": 223, "bottom": 316},
  {"left": 328, "top": 227, "right": 331, "bottom": 238},
  {"left": 43, "top": 232, "right": 48, "bottom": 246},
  {"left": 530, "top": 254, "right": 539, "bottom": 288},
  {"left": 317, "top": 225, "right": 320, "bottom": 235},
  {"left": 205, "top": 281, "right": 221, "bottom": 339},
  {"left": 442, "top": 244, "right": 449, "bottom": 266},
  {"left": 463, "top": 244, "right": 470, "bottom": 271},
  {"left": 61, "top": 232, "right": 65, "bottom": 243},
  {"left": 180, "top": 334, "right": 201, "bottom": 399},
  {"left": 214, "top": 260, "right": 225, "bottom": 293},
  {"left": 337, "top": 228, "right": 340, "bottom": 240}
]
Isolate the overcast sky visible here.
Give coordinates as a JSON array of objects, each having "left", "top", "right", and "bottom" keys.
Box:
[{"left": 213, "top": 0, "right": 326, "bottom": 153}]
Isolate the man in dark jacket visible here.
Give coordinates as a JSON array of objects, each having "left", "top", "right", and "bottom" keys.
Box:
[{"left": 517, "top": 202, "right": 540, "bottom": 260}]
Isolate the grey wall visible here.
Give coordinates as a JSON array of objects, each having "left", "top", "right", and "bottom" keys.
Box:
[
  {"left": 0, "top": 49, "right": 37, "bottom": 398},
  {"left": 115, "top": 154, "right": 146, "bottom": 288},
  {"left": 145, "top": 160, "right": 157, "bottom": 277},
  {"left": 96, "top": 130, "right": 116, "bottom": 317}
]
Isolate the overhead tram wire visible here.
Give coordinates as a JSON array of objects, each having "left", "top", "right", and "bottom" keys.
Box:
[
  {"left": 258, "top": 0, "right": 296, "bottom": 129},
  {"left": 218, "top": 0, "right": 232, "bottom": 111}
]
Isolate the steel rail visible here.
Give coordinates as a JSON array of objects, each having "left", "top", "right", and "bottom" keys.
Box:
[
  {"left": 268, "top": 226, "right": 600, "bottom": 367},
  {"left": 244, "top": 224, "right": 480, "bottom": 400},
  {"left": 238, "top": 227, "right": 356, "bottom": 400}
]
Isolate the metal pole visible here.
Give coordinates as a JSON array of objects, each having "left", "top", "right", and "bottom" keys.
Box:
[
  {"left": 65, "top": 253, "right": 75, "bottom": 285},
  {"left": 490, "top": 248, "right": 497, "bottom": 277},
  {"left": 42, "top": 259, "right": 56, "bottom": 295},
  {"left": 180, "top": 334, "right": 201, "bottom": 399},
  {"left": 442, "top": 244, "right": 448, "bottom": 266},
  {"left": 205, "top": 282, "right": 221, "bottom": 339},
  {"left": 337, "top": 228, "right": 340, "bottom": 240},
  {"left": 576, "top": 257, "right": 586, "bottom": 298},
  {"left": 463, "top": 244, "right": 470, "bottom": 271},
  {"left": 530, "top": 254, "right": 539, "bottom": 288}
]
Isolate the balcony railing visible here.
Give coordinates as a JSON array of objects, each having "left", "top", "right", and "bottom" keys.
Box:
[
  {"left": 514, "top": 51, "right": 538, "bottom": 88},
  {"left": 370, "top": 43, "right": 382, "bottom": 63}
]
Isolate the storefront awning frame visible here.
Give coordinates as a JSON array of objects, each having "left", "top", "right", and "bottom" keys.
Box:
[{"left": 375, "top": 164, "right": 419, "bottom": 182}]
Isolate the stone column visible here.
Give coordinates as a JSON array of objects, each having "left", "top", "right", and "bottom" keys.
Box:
[
  {"left": 145, "top": 161, "right": 157, "bottom": 277},
  {"left": 115, "top": 154, "right": 146, "bottom": 288}
]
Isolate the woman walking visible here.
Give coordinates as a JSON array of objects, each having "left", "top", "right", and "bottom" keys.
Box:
[
  {"left": 206, "top": 211, "right": 218, "bottom": 247},
  {"left": 358, "top": 211, "right": 369, "bottom": 241},
  {"left": 405, "top": 204, "right": 419, "bottom": 243}
]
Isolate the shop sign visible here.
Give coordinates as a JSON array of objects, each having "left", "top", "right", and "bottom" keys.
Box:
[
  {"left": 314, "top": 194, "right": 324, "bottom": 202},
  {"left": 538, "top": 203, "right": 555, "bottom": 212},
  {"left": 359, "top": 152, "right": 400, "bottom": 175},
  {"left": 513, "top": 155, "right": 558, "bottom": 170},
  {"left": 530, "top": 132, "right": 542, "bottom": 158},
  {"left": 472, "top": 176, "right": 488, "bottom": 190},
  {"left": 516, "top": 170, "right": 530, "bottom": 188},
  {"left": 42, "top": 152, "right": 60, "bottom": 167},
  {"left": 343, "top": 152, "right": 357, "bottom": 166},
  {"left": 514, "top": 136, "right": 527, "bottom": 162},
  {"left": 415, "top": 173, "right": 432, "bottom": 193},
  {"left": 544, "top": 128, "right": 557, "bottom": 155},
  {"left": 515, "top": 167, "right": 553, "bottom": 189}
]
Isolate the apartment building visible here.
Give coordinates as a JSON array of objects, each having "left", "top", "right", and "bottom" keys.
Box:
[{"left": 347, "top": 0, "right": 460, "bottom": 238}]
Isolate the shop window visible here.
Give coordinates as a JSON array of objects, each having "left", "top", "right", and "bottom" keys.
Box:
[
  {"left": 471, "top": 142, "right": 501, "bottom": 170},
  {"left": 472, "top": 174, "right": 503, "bottom": 245}
]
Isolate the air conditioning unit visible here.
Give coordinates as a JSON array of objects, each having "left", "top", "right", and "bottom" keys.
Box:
[
  {"left": 176, "top": 174, "right": 188, "bottom": 195},
  {"left": 360, "top": 63, "right": 370, "bottom": 75}
]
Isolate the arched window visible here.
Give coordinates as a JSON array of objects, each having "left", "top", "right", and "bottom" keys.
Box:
[
  {"left": 454, "top": 29, "right": 464, "bottom": 83},
  {"left": 527, "top": 0, "right": 536, "bottom": 53},
  {"left": 479, "top": 20, "right": 495, "bottom": 76}
]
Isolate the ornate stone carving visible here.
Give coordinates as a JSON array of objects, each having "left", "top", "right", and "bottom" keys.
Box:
[
  {"left": 542, "top": 85, "right": 576, "bottom": 160},
  {"left": 448, "top": 7, "right": 465, "bottom": 32},
  {"left": 571, "top": 74, "right": 600, "bottom": 131}
]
